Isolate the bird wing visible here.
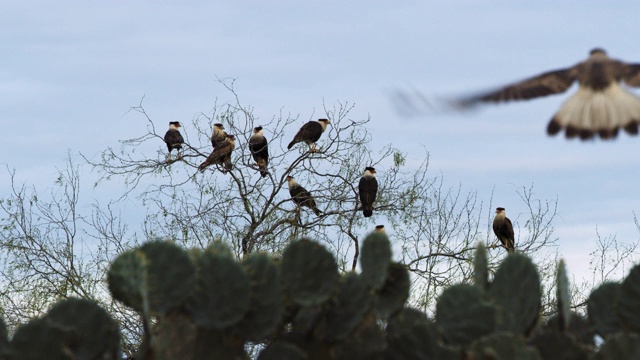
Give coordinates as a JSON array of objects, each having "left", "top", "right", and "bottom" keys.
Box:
[
  {"left": 358, "top": 177, "right": 378, "bottom": 206},
  {"left": 456, "top": 67, "right": 577, "bottom": 107},
  {"left": 164, "top": 130, "right": 184, "bottom": 147},
  {"left": 294, "top": 122, "right": 321, "bottom": 143},
  {"left": 206, "top": 139, "right": 234, "bottom": 162},
  {"left": 622, "top": 63, "right": 640, "bottom": 87},
  {"left": 250, "top": 136, "right": 269, "bottom": 163}
]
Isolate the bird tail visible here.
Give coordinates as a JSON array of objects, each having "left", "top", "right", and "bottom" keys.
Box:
[
  {"left": 548, "top": 84, "right": 640, "bottom": 140},
  {"left": 363, "top": 207, "right": 373, "bottom": 217},
  {"left": 507, "top": 239, "right": 515, "bottom": 253},
  {"left": 313, "top": 207, "right": 323, "bottom": 217},
  {"left": 198, "top": 161, "right": 210, "bottom": 172},
  {"left": 259, "top": 165, "right": 268, "bottom": 177},
  {"left": 224, "top": 161, "right": 233, "bottom": 172}
]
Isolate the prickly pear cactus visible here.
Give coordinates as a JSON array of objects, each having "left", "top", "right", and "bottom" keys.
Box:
[
  {"left": 360, "top": 232, "right": 392, "bottom": 290},
  {"left": 436, "top": 283, "right": 497, "bottom": 346},
  {"left": 488, "top": 253, "right": 541, "bottom": 335},
  {"left": 281, "top": 238, "right": 339, "bottom": 307},
  {"left": 587, "top": 282, "right": 622, "bottom": 337},
  {"left": 188, "top": 246, "right": 252, "bottom": 329},
  {"left": 616, "top": 264, "right": 640, "bottom": 333}
]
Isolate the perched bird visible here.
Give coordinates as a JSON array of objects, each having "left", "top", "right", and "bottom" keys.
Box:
[
  {"left": 164, "top": 121, "right": 185, "bottom": 161},
  {"left": 211, "top": 123, "right": 227, "bottom": 149},
  {"left": 456, "top": 48, "right": 640, "bottom": 140},
  {"left": 374, "top": 225, "right": 386, "bottom": 235},
  {"left": 492, "top": 207, "right": 515, "bottom": 253},
  {"left": 286, "top": 175, "right": 322, "bottom": 216},
  {"left": 287, "top": 118, "right": 330, "bottom": 153},
  {"left": 249, "top": 126, "right": 269, "bottom": 177},
  {"left": 198, "top": 135, "right": 236, "bottom": 173},
  {"left": 358, "top": 167, "right": 378, "bottom": 217}
]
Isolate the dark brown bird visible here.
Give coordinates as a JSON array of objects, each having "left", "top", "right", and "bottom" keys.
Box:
[
  {"left": 198, "top": 135, "right": 235, "bottom": 173},
  {"left": 457, "top": 48, "right": 640, "bottom": 140},
  {"left": 358, "top": 167, "right": 378, "bottom": 217},
  {"left": 286, "top": 175, "right": 322, "bottom": 216},
  {"left": 164, "top": 121, "right": 184, "bottom": 161},
  {"left": 210, "top": 123, "right": 227, "bottom": 149},
  {"left": 287, "top": 118, "right": 330, "bottom": 153},
  {"left": 249, "top": 126, "right": 269, "bottom": 177},
  {"left": 492, "top": 207, "right": 515, "bottom": 253}
]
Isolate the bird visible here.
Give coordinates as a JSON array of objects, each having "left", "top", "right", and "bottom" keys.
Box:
[
  {"left": 374, "top": 225, "right": 386, "bottom": 235},
  {"left": 287, "top": 118, "right": 330, "bottom": 153},
  {"left": 286, "top": 175, "right": 322, "bottom": 216},
  {"left": 358, "top": 167, "right": 378, "bottom": 217},
  {"left": 211, "top": 123, "right": 227, "bottom": 149},
  {"left": 492, "top": 207, "right": 515, "bottom": 253},
  {"left": 164, "top": 121, "right": 185, "bottom": 161},
  {"left": 249, "top": 126, "right": 269, "bottom": 177},
  {"left": 198, "top": 135, "right": 236, "bottom": 173},
  {"left": 455, "top": 48, "right": 640, "bottom": 140}
]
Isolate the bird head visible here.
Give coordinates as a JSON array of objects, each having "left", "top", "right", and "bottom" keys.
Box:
[
  {"left": 374, "top": 225, "right": 386, "bottom": 234},
  {"left": 589, "top": 48, "right": 607, "bottom": 56},
  {"left": 253, "top": 126, "right": 263, "bottom": 134},
  {"left": 318, "top": 118, "right": 330, "bottom": 131},
  {"left": 364, "top": 166, "right": 376, "bottom": 176},
  {"left": 214, "top": 123, "right": 224, "bottom": 130},
  {"left": 495, "top": 207, "right": 505, "bottom": 214},
  {"left": 169, "top": 121, "right": 182, "bottom": 129}
]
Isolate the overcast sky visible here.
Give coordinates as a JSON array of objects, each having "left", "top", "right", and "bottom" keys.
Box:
[{"left": 2, "top": 1, "right": 640, "bottom": 282}]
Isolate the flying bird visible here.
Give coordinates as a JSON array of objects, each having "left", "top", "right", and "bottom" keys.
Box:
[
  {"left": 249, "top": 126, "right": 269, "bottom": 177},
  {"left": 286, "top": 175, "right": 322, "bottom": 216},
  {"left": 287, "top": 118, "right": 330, "bottom": 153},
  {"left": 358, "top": 167, "right": 378, "bottom": 217},
  {"left": 456, "top": 48, "right": 640, "bottom": 140},
  {"left": 164, "top": 121, "right": 184, "bottom": 161},
  {"left": 492, "top": 207, "right": 515, "bottom": 253},
  {"left": 198, "top": 135, "right": 236, "bottom": 173},
  {"left": 374, "top": 225, "right": 386, "bottom": 235},
  {"left": 211, "top": 123, "right": 227, "bottom": 149}
]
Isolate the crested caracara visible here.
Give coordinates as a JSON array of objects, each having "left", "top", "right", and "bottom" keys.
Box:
[
  {"left": 374, "top": 225, "right": 386, "bottom": 235},
  {"left": 287, "top": 118, "right": 330, "bottom": 153},
  {"left": 249, "top": 126, "right": 269, "bottom": 177},
  {"left": 164, "top": 121, "right": 184, "bottom": 161},
  {"left": 358, "top": 166, "right": 378, "bottom": 217},
  {"left": 286, "top": 175, "right": 322, "bottom": 216},
  {"left": 456, "top": 48, "right": 640, "bottom": 140},
  {"left": 211, "top": 123, "right": 227, "bottom": 149},
  {"left": 492, "top": 207, "right": 515, "bottom": 253},
  {"left": 198, "top": 135, "right": 235, "bottom": 173}
]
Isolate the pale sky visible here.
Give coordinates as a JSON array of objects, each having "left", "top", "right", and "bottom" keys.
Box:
[{"left": 2, "top": 1, "right": 640, "bottom": 282}]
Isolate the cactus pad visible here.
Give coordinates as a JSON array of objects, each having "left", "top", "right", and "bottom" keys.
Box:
[
  {"left": 281, "top": 239, "right": 339, "bottom": 307},
  {"left": 474, "top": 243, "right": 489, "bottom": 291},
  {"left": 107, "top": 249, "right": 147, "bottom": 311},
  {"left": 385, "top": 307, "right": 438, "bottom": 359},
  {"left": 374, "top": 262, "right": 410, "bottom": 318},
  {"left": 436, "top": 283, "right": 497, "bottom": 346},
  {"left": 318, "top": 272, "right": 371, "bottom": 342},
  {"left": 555, "top": 259, "right": 571, "bottom": 331},
  {"left": 469, "top": 332, "right": 541, "bottom": 360},
  {"left": 587, "top": 282, "right": 622, "bottom": 338},
  {"left": 235, "top": 252, "right": 284, "bottom": 341},
  {"left": 616, "top": 264, "right": 640, "bottom": 333},
  {"left": 188, "top": 250, "right": 252, "bottom": 329},
  {"left": 360, "top": 232, "right": 392, "bottom": 290},
  {"left": 488, "top": 253, "right": 541, "bottom": 335}
]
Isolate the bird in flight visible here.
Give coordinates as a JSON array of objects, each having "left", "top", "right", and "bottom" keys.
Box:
[
  {"left": 492, "top": 207, "right": 515, "bottom": 253},
  {"left": 456, "top": 48, "right": 640, "bottom": 140},
  {"left": 287, "top": 118, "right": 330, "bottom": 153}
]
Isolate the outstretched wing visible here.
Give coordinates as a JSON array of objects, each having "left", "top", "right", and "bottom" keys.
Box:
[
  {"left": 456, "top": 67, "right": 577, "bottom": 107},
  {"left": 622, "top": 63, "right": 640, "bottom": 87}
]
